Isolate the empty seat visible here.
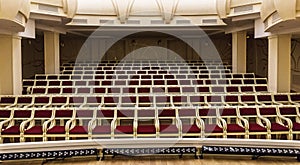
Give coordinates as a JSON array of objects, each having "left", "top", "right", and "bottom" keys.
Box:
[
  {"left": 43, "top": 109, "right": 74, "bottom": 141},
  {"left": 178, "top": 108, "right": 204, "bottom": 137},
  {"left": 136, "top": 109, "right": 157, "bottom": 138},
  {"left": 259, "top": 107, "right": 292, "bottom": 140},
  {"left": 112, "top": 110, "right": 135, "bottom": 138},
  {"left": 67, "top": 109, "right": 95, "bottom": 140},
  {"left": 20, "top": 109, "right": 53, "bottom": 142},
  {"left": 157, "top": 109, "right": 180, "bottom": 137},
  {"left": 239, "top": 107, "right": 270, "bottom": 139},
  {"left": 90, "top": 109, "right": 115, "bottom": 138},
  {"left": 198, "top": 108, "right": 226, "bottom": 138},
  {"left": 0, "top": 110, "right": 32, "bottom": 143},
  {"left": 219, "top": 107, "right": 248, "bottom": 138}
]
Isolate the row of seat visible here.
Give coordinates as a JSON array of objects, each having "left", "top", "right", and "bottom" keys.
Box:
[
  {"left": 61, "top": 61, "right": 229, "bottom": 66},
  {"left": 60, "top": 66, "right": 232, "bottom": 71},
  {"left": 60, "top": 69, "right": 231, "bottom": 75},
  {"left": 31, "top": 73, "right": 257, "bottom": 81},
  {"left": 24, "top": 78, "right": 265, "bottom": 87},
  {"left": 0, "top": 105, "right": 299, "bottom": 142},
  {"left": 26, "top": 85, "right": 268, "bottom": 95},
  {"left": 1, "top": 93, "right": 299, "bottom": 108}
]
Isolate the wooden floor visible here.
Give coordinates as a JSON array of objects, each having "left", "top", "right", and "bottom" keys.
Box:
[{"left": 2, "top": 155, "right": 300, "bottom": 165}]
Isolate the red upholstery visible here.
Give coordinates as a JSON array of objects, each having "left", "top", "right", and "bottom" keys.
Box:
[
  {"left": 0, "top": 110, "right": 11, "bottom": 118},
  {"left": 290, "top": 94, "right": 300, "bottom": 102},
  {"left": 255, "top": 86, "right": 268, "bottom": 92},
  {"left": 241, "top": 86, "right": 253, "bottom": 92},
  {"left": 52, "top": 97, "right": 67, "bottom": 103},
  {"left": 48, "top": 88, "right": 60, "bottom": 94},
  {"left": 156, "top": 96, "right": 170, "bottom": 103},
  {"left": 160, "top": 125, "right": 178, "bottom": 133},
  {"left": 104, "top": 97, "right": 119, "bottom": 103},
  {"left": 292, "top": 122, "right": 300, "bottom": 131},
  {"left": 206, "top": 96, "right": 222, "bottom": 103},
  {"left": 69, "top": 126, "right": 88, "bottom": 134},
  {"left": 153, "top": 87, "right": 165, "bottom": 93},
  {"left": 76, "top": 110, "right": 93, "bottom": 118},
  {"left": 137, "top": 125, "right": 156, "bottom": 134},
  {"left": 249, "top": 123, "right": 267, "bottom": 132},
  {"left": 205, "top": 124, "right": 223, "bottom": 133},
  {"left": 168, "top": 87, "right": 180, "bottom": 93},
  {"left": 158, "top": 109, "right": 175, "bottom": 117},
  {"left": 220, "top": 108, "right": 236, "bottom": 116},
  {"left": 77, "top": 88, "right": 90, "bottom": 93},
  {"left": 69, "top": 97, "right": 84, "bottom": 104},
  {"left": 244, "top": 80, "right": 255, "bottom": 84},
  {"left": 35, "top": 110, "right": 52, "bottom": 118},
  {"left": 92, "top": 125, "right": 111, "bottom": 134},
  {"left": 271, "top": 123, "right": 289, "bottom": 131},
  {"left": 227, "top": 124, "right": 245, "bottom": 132},
  {"left": 274, "top": 95, "right": 289, "bottom": 102},
  {"left": 197, "top": 87, "right": 210, "bottom": 93},
  {"left": 257, "top": 95, "right": 272, "bottom": 102},
  {"left": 2, "top": 126, "right": 20, "bottom": 135},
  {"left": 226, "top": 86, "right": 239, "bottom": 93},
  {"left": 55, "top": 110, "right": 73, "bottom": 117},
  {"left": 211, "top": 87, "right": 225, "bottom": 93},
  {"left": 182, "top": 87, "right": 194, "bottom": 93},
  {"left": 117, "top": 110, "right": 134, "bottom": 117},
  {"left": 199, "top": 109, "right": 217, "bottom": 116},
  {"left": 47, "top": 126, "right": 65, "bottom": 134},
  {"left": 122, "top": 97, "right": 136, "bottom": 103},
  {"left": 190, "top": 96, "right": 205, "bottom": 103},
  {"left": 182, "top": 124, "right": 201, "bottom": 133},
  {"left": 241, "top": 95, "right": 255, "bottom": 102},
  {"left": 225, "top": 95, "right": 239, "bottom": 102},
  {"left": 259, "top": 107, "right": 276, "bottom": 115},
  {"left": 14, "top": 110, "right": 31, "bottom": 118},
  {"left": 24, "top": 126, "right": 43, "bottom": 134},
  {"left": 94, "top": 88, "right": 105, "bottom": 93},
  {"left": 279, "top": 107, "right": 297, "bottom": 115},
  {"left": 97, "top": 110, "right": 114, "bottom": 117},
  {"left": 115, "top": 125, "right": 133, "bottom": 134},
  {"left": 34, "top": 97, "right": 49, "bottom": 103},
  {"left": 239, "top": 108, "right": 257, "bottom": 115},
  {"left": 17, "top": 97, "right": 32, "bottom": 104},
  {"left": 179, "top": 109, "right": 195, "bottom": 116},
  {"left": 138, "top": 110, "right": 155, "bottom": 117}
]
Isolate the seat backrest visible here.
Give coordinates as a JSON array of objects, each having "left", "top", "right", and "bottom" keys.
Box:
[
  {"left": 117, "top": 110, "right": 135, "bottom": 117},
  {"left": 259, "top": 107, "right": 276, "bottom": 116},
  {"left": 138, "top": 109, "right": 155, "bottom": 117},
  {"left": 239, "top": 107, "right": 257, "bottom": 116},
  {"left": 274, "top": 94, "right": 289, "bottom": 102},
  {"left": 34, "top": 97, "right": 50, "bottom": 104},
  {"left": 279, "top": 107, "right": 297, "bottom": 115},
  {"left": 17, "top": 97, "right": 32, "bottom": 104},
  {"left": 219, "top": 107, "right": 237, "bottom": 116},
  {"left": 158, "top": 109, "right": 176, "bottom": 117},
  {"left": 14, "top": 110, "right": 32, "bottom": 118},
  {"left": 86, "top": 97, "right": 102, "bottom": 104},
  {"left": 34, "top": 110, "right": 52, "bottom": 118},
  {"left": 0, "top": 110, "right": 12, "bottom": 118},
  {"left": 52, "top": 97, "right": 67, "bottom": 104},
  {"left": 97, "top": 110, "right": 114, "bottom": 118},
  {"left": 178, "top": 108, "right": 196, "bottom": 117},
  {"left": 55, "top": 109, "right": 73, "bottom": 118},
  {"left": 198, "top": 108, "right": 217, "bottom": 117},
  {"left": 257, "top": 95, "right": 272, "bottom": 102}
]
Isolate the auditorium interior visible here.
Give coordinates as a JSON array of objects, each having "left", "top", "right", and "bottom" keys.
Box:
[{"left": 2, "top": 0, "right": 300, "bottom": 164}]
